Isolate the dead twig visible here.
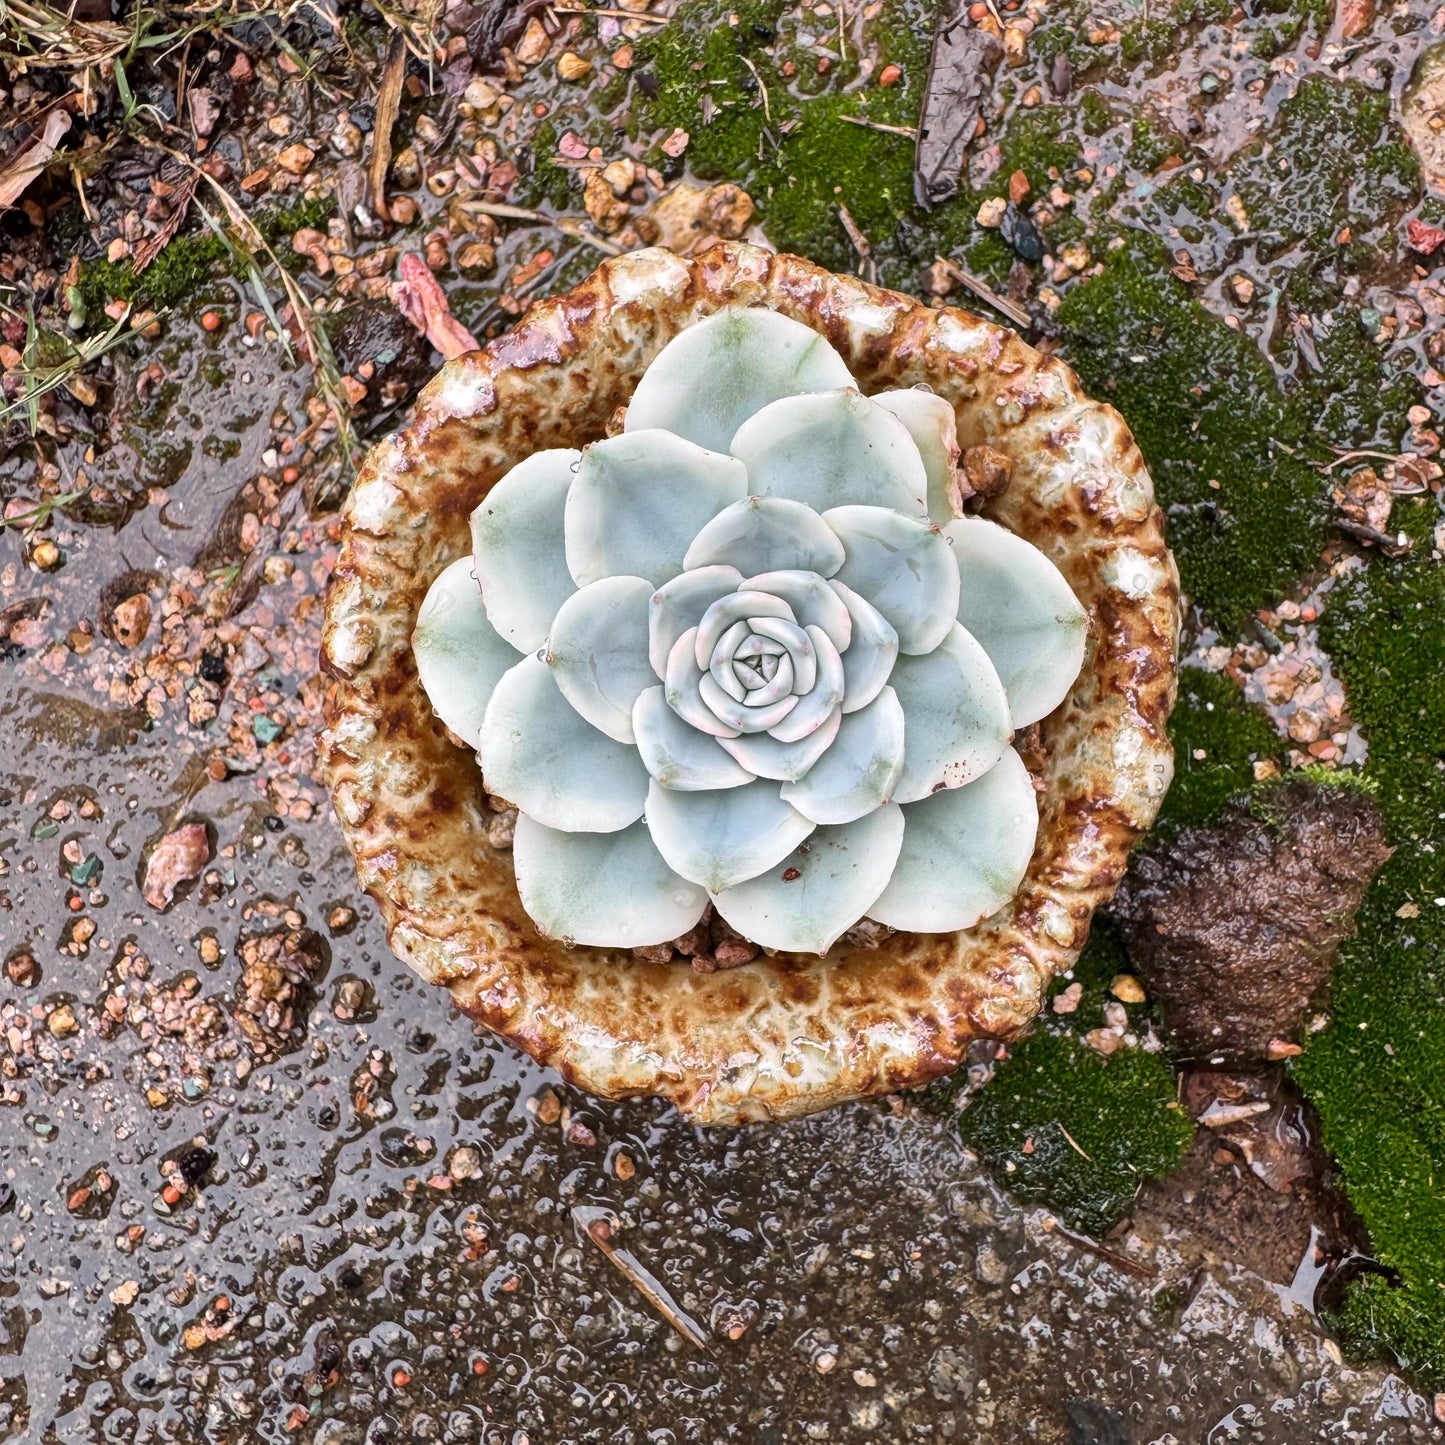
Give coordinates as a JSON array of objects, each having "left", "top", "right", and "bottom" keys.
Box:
[
  {"left": 933, "top": 253, "right": 1032, "bottom": 330},
  {"left": 838, "top": 203, "right": 876, "bottom": 285},
  {"left": 840, "top": 113, "right": 918, "bottom": 139},
  {"left": 550, "top": 5, "right": 670, "bottom": 19},
  {"left": 368, "top": 30, "right": 407, "bottom": 224},
  {"left": 573, "top": 1207, "right": 709, "bottom": 1348},
  {"left": 457, "top": 198, "right": 623, "bottom": 255},
  {"left": 739, "top": 52, "right": 770, "bottom": 124},
  {"left": 1044, "top": 1218, "right": 1158, "bottom": 1280},
  {"left": 1055, "top": 1121, "right": 1093, "bottom": 1162}
]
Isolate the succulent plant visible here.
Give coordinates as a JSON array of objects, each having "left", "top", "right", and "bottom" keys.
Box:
[{"left": 412, "top": 306, "right": 1087, "bottom": 955}]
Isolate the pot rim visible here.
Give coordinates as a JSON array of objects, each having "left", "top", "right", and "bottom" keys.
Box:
[{"left": 320, "top": 241, "right": 1179, "bottom": 1125}]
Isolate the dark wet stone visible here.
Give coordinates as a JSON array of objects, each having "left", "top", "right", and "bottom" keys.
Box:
[
  {"left": 1113, "top": 780, "right": 1391, "bottom": 1061},
  {"left": 1066, "top": 1397, "right": 1132, "bottom": 1445},
  {"left": 1000, "top": 202, "right": 1045, "bottom": 263},
  {"left": 198, "top": 647, "right": 228, "bottom": 684},
  {"left": 328, "top": 299, "right": 433, "bottom": 405},
  {"left": 174, "top": 1145, "right": 217, "bottom": 1188}
]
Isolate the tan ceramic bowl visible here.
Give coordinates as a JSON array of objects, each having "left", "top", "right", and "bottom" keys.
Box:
[{"left": 320, "top": 241, "right": 1178, "bottom": 1125}]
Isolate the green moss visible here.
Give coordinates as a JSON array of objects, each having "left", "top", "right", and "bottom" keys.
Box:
[
  {"left": 1231, "top": 76, "right": 1418, "bottom": 252},
  {"left": 1080, "top": 89, "right": 1115, "bottom": 137},
  {"left": 994, "top": 107, "right": 1080, "bottom": 188},
  {"left": 1158, "top": 670, "right": 1282, "bottom": 830},
  {"left": 76, "top": 196, "right": 337, "bottom": 319},
  {"left": 1058, "top": 228, "right": 1414, "bottom": 634},
  {"left": 630, "top": 0, "right": 970, "bottom": 280},
  {"left": 1127, "top": 115, "right": 1185, "bottom": 173},
  {"left": 1291, "top": 514, "right": 1445, "bottom": 1387},
  {"left": 1059, "top": 237, "right": 1324, "bottom": 632},
  {"left": 952, "top": 924, "right": 1194, "bottom": 1236}
]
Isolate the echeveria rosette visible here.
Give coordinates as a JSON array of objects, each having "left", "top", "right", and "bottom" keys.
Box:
[{"left": 413, "top": 307, "right": 1087, "bottom": 954}]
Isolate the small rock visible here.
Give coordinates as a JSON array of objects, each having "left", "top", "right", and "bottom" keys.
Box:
[
  {"left": 602, "top": 159, "right": 636, "bottom": 197},
  {"left": 1224, "top": 193, "right": 1250, "bottom": 231},
  {"left": 142, "top": 823, "right": 211, "bottom": 911},
  {"left": 1109, "top": 974, "right": 1146, "bottom": 1004},
  {"left": 557, "top": 51, "right": 592, "bottom": 82},
  {"left": 47, "top": 1004, "right": 79, "bottom": 1037},
  {"left": 515, "top": 16, "right": 549, "bottom": 64},
  {"left": 647, "top": 181, "right": 754, "bottom": 253},
  {"left": 457, "top": 241, "right": 496, "bottom": 274},
  {"left": 1229, "top": 273, "right": 1256, "bottom": 305},
  {"left": 7, "top": 951, "right": 37, "bottom": 985},
  {"left": 583, "top": 169, "right": 629, "bottom": 234},
  {"left": 660, "top": 127, "right": 690, "bottom": 159},
  {"left": 975, "top": 196, "right": 1007, "bottom": 228},
  {"left": 1115, "top": 781, "right": 1391, "bottom": 1060},
  {"left": 449, "top": 1146, "right": 482, "bottom": 1180},
  {"left": 957, "top": 444, "right": 1014, "bottom": 508},
  {"left": 276, "top": 143, "right": 315, "bottom": 175},
  {"left": 1407, "top": 218, "right": 1445, "bottom": 256},
  {"left": 330, "top": 120, "right": 363, "bottom": 158},
  {"left": 533, "top": 1087, "right": 562, "bottom": 1125},
  {"left": 1052, "top": 981, "right": 1083, "bottom": 1014},
  {"left": 1337, "top": 0, "right": 1376, "bottom": 39},
  {"left": 110, "top": 1280, "right": 140, "bottom": 1307},
  {"left": 30, "top": 539, "right": 61, "bottom": 571},
  {"left": 975, "top": 1243, "right": 1011, "bottom": 1285},
  {"left": 231, "top": 928, "right": 325, "bottom": 1060},
  {"left": 999, "top": 202, "right": 1044, "bottom": 261},
  {"left": 110, "top": 593, "right": 151, "bottom": 650},
  {"left": 878, "top": 63, "right": 902, "bottom": 86},
  {"left": 1085, "top": 1028, "right": 1123, "bottom": 1056}
]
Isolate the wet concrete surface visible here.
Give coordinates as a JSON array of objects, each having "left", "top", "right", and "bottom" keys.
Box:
[
  {"left": 5, "top": 0, "right": 1445, "bottom": 1428},
  {"left": 0, "top": 323, "right": 1437, "bottom": 1434}
]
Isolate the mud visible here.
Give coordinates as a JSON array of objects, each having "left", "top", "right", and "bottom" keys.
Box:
[{"left": 1114, "top": 779, "right": 1394, "bottom": 1061}]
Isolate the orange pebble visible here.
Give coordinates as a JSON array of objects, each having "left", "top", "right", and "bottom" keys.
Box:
[
  {"left": 879, "top": 63, "right": 902, "bottom": 86},
  {"left": 201, "top": 311, "right": 221, "bottom": 332}
]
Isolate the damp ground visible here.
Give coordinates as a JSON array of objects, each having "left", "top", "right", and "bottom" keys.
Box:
[{"left": 4, "top": 0, "right": 1445, "bottom": 1435}]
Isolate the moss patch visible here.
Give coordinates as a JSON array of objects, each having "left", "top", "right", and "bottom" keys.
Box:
[
  {"left": 73, "top": 196, "right": 337, "bottom": 320},
  {"left": 952, "top": 923, "right": 1194, "bottom": 1236},
  {"left": 1290, "top": 496, "right": 1445, "bottom": 1386},
  {"left": 1059, "top": 230, "right": 1415, "bottom": 634},
  {"left": 630, "top": 0, "right": 974, "bottom": 279},
  {"left": 1159, "top": 669, "right": 1283, "bottom": 831},
  {"left": 1230, "top": 76, "right": 1419, "bottom": 255}
]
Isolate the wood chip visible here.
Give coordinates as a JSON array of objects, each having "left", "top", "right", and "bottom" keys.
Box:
[{"left": 369, "top": 32, "right": 407, "bottom": 224}]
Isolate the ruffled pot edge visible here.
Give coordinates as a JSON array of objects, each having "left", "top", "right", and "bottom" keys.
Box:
[{"left": 319, "top": 240, "right": 1180, "bottom": 1125}]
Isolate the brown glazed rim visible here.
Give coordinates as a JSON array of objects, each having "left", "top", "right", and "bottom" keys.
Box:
[{"left": 319, "top": 241, "right": 1179, "bottom": 1125}]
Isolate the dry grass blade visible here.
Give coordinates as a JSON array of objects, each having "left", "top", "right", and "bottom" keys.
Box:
[
  {"left": 0, "top": 486, "right": 85, "bottom": 534},
  {"left": 0, "top": 0, "right": 131, "bottom": 67},
  {"left": 459, "top": 199, "right": 623, "bottom": 256},
  {"left": 0, "top": 305, "right": 135, "bottom": 432},
  {"left": 0, "top": 109, "right": 71, "bottom": 209},
  {"left": 145, "top": 138, "right": 361, "bottom": 466}
]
